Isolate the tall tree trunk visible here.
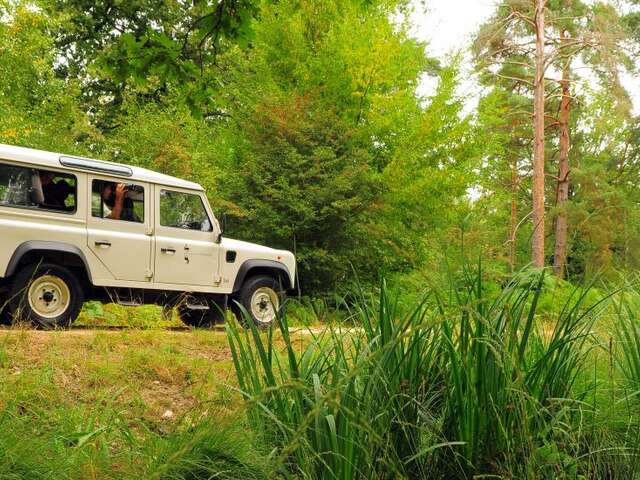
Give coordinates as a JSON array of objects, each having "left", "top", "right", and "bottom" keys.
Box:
[
  {"left": 532, "top": 0, "right": 546, "bottom": 268},
  {"left": 553, "top": 37, "right": 572, "bottom": 278},
  {"left": 509, "top": 156, "right": 519, "bottom": 273}
]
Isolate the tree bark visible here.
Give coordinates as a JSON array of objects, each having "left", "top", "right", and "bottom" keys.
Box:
[
  {"left": 532, "top": 0, "right": 546, "bottom": 268},
  {"left": 553, "top": 33, "right": 572, "bottom": 278},
  {"left": 509, "top": 156, "right": 519, "bottom": 273}
]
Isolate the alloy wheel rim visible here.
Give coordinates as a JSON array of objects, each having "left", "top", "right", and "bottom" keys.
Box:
[
  {"left": 27, "top": 274, "right": 70, "bottom": 319},
  {"left": 250, "top": 287, "right": 279, "bottom": 324}
]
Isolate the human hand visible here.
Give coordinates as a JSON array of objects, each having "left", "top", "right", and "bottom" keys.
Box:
[{"left": 115, "top": 183, "right": 127, "bottom": 200}]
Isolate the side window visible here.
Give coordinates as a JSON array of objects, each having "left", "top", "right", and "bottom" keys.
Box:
[
  {"left": 92, "top": 180, "right": 144, "bottom": 223},
  {"left": 160, "top": 190, "right": 212, "bottom": 232},
  {"left": 0, "top": 162, "right": 77, "bottom": 213}
]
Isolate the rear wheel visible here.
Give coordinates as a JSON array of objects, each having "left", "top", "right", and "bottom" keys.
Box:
[
  {"left": 0, "top": 292, "right": 11, "bottom": 326},
  {"left": 179, "top": 296, "right": 226, "bottom": 328},
  {"left": 232, "top": 275, "right": 282, "bottom": 328},
  {"left": 9, "top": 263, "right": 84, "bottom": 329}
]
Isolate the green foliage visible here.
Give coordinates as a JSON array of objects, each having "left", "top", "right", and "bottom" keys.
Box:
[
  {"left": 3, "top": 0, "right": 640, "bottom": 478},
  {"left": 613, "top": 276, "right": 640, "bottom": 395},
  {"left": 227, "top": 267, "right": 640, "bottom": 478},
  {"left": 437, "top": 266, "right": 602, "bottom": 475},
  {"left": 226, "top": 96, "right": 382, "bottom": 292},
  {"left": 1, "top": 0, "right": 480, "bottom": 295},
  {"left": 212, "top": 0, "right": 459, "bottom": 293},
  {"left": 383, "top": 58, "right": 481, "bottom": 267},
  {"left": 47, "top": 0, "right": 263, "bottom": 123},
  {"left": 227, "top": 284, "right": 450, "bottom": 479},
  {"left": 0, "top": 2, "right": 94, "bottom": 151},
  {"left": 0, "top": 0, "right": 638, "bottom": 292},
  {"left": 473, "top": 0, "right": 635, "bottom": 277}
]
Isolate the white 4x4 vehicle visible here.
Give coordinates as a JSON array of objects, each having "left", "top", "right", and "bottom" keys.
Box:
[{"left": 0, "top": 144, "right": 296, "bottom": 328}]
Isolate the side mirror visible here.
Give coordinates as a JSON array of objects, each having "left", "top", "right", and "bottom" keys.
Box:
[{"left": 216, "top": 213, "right": 227, "bottom": 243}]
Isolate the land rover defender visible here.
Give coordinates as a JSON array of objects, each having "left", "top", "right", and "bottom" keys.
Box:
[{"left": 0, "top": 144, "right": 296, "bottom": 328}]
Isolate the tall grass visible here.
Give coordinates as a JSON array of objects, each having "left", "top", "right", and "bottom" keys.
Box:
[
  {"left": 146, "top": 421, "right": 271, "bottom": 480},
  {"left": 608, "top": 279, "right": 640, "bottom": 479},
  {"left": 228, "top": 284, "right": 447, "bottom": 478},
  {"left": 615, "top": 280, "right": 640, "bottom": 394},
  {"left": 228, "top": 266, "right": 640, "bottom": 479},
  {"left": 437, "top": 265, "right": 612, "bottom": 477}
]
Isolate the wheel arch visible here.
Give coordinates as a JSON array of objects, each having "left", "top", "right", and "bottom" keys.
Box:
[
  {"left": 232, "top": 260, "right": 293, "bottom": 293},
  {"left": 5, "top": 241, "right": 93, "bottom": 284}
]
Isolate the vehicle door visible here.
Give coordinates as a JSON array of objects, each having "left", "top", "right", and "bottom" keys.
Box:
[
  {"left": 86, "top": 177, "right": 153, "bottom": 282},
  {"left": 154, "top": 187, "right": 220, "bottom": 286}
]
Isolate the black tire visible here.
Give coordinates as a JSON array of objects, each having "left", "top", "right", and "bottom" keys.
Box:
[
  {"left": 9, "top": 263, "right": 84, "bottom": 329},
  {"left": 179, "top": 297, "right": 226, "bottom": 328},
  {"left": 0, "top": 293, "right": 11, "bottom": 326},
  {"left": 232, "top": 275, "right": 282, "bottom": 329}
]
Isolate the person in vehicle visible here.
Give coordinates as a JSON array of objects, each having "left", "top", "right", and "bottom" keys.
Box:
[
  {"left": 101, "top": 182, "right": 139, "bottom": 222},
  {"left": 39, "top": 171, "right": 74, "bottom": 210}
]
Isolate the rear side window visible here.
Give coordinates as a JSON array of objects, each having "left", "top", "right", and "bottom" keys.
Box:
[
  {"left": 160, "top": 190, "right": 212, "bottom": 231},
  {"left": 91, "top": 180, "right": 144, "bottom": 223},
  {"left": 0, "top": 162, "right": 77, "bottom": 213}
]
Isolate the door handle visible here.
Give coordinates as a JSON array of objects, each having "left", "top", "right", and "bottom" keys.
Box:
[
  {"left": 161, "top": 247, "right": 176, "bottom": 255},
  {"left": 95, "top": 240, "right": 112, "bottom": 248}
]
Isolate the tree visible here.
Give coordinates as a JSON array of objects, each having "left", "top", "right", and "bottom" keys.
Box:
[
  {"left": 475, "top": 84, "right": 533, "bottom": 273},
  {"left": 383, "top": 59, "right": 482, "bottom": 271},
  {"left": 205, "top": 0, "right": 440, "bottom": 293},
  {"left": 475, "top": 0, "right": 632, "bottom": 275},
  {"left": 46, "top": 0, "right": 263, "bottom": 128},
  {"left": 532, "top": 0, "right": 546, "bottom": 268},
  {"left": 548, "top": 0, "right": 631, "bottom": 277},
  {"left": 474, "top": 0, "right": 549, "bottom": 270},
  {"left": 552, "top": 28, "right": 571, "bottom": 277},
  {"left": 227, "top": 96, "right": 381, "bottom": 293},
  {"left": 0, "top": 1, "right": 94, "bottom": 151}
]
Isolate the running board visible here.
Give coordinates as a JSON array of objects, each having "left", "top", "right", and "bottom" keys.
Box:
[
  {"left": 185, "top": 302, "right": 210, "bottom": 311},
  {"left": 116, "top": 299, "right": 143, "bottom": 307}
]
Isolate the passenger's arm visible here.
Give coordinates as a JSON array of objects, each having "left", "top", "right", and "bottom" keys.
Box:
[
  {"left": 30, "top": 174, "right": 45, "bottom": 205},
  {"left": 107, "top": 184, "right": 127, "bottom": 220}
]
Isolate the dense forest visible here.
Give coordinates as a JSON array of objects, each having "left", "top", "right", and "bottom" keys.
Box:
[
  {"left": 8, "top": 2, "right": 640, "bottom": 479},
  {"left": 1, "top": 0, "right": 640, "bottom": 294}
]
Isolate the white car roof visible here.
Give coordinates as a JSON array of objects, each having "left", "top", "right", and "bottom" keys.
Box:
[{"left": 0, "top": 143, "right": 204, "bottom": 191}]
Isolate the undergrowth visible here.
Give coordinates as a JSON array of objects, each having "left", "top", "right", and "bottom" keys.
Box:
[{"left": 228, "top": 266, "right": 640, "bottom": 479}]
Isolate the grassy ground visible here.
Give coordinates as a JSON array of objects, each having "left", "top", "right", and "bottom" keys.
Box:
[
  {"left": 0, "top": 310, "right": 258, "bottom": 479},
  {"left": 0, "top": 327, "right": 237, "bottom": 423},
  {"left": 2, "top": 273, "right": 638, "bottom": 479},
  {"left": 0, "top": 297, "right": 325, "bottom": 479}
]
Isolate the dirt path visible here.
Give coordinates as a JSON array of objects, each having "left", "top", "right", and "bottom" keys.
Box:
[{"left": 0, "top": 324, "right": 343, "bottom": 336}]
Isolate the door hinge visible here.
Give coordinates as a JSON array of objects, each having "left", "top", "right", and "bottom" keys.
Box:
[
  {"left": 146, "top": 227, "right": 154, "bottom": 236},
  {"left": 213, "top": 275, "right": 222, "bottom": 285},
  {"left": 145, "top": 269, "right": 154, "bottom": 280}
]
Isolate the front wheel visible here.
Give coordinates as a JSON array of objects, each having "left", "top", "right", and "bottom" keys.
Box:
[
  {"left": 232, "top": 275, "right": 282, "bottom": 328},
  {"left": 9, "top": 263, "right": 84, "bottom": 329}
]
